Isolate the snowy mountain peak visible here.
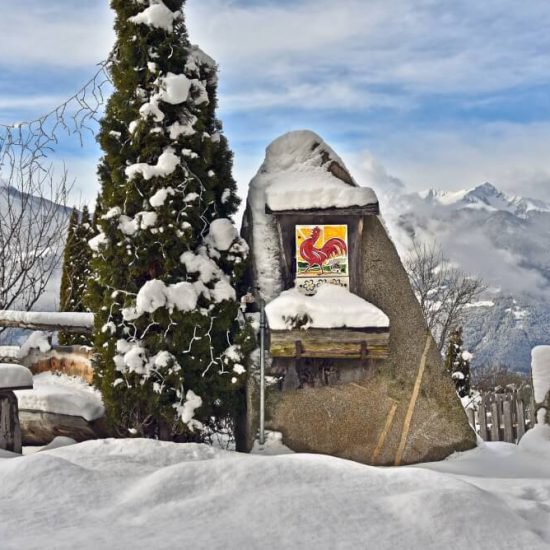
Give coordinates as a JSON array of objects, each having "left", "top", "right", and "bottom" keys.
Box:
[{"left": 419, "top": 182, "right": 550, "bottom": 217}]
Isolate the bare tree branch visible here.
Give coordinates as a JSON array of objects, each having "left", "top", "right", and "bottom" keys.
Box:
[
  {"left": 0, "top": 61, "right": 112, "bottom": 335},
  {"left": 405, "top": 240, "right": 486, "bottom": 352}
]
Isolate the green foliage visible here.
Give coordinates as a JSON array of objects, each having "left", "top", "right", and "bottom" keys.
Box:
[
  {"left": 59, "top": 206, "right": 94, "bottom": 346},
  {"left": 87, "top": 0, "right": 252, "bottom": 441},
  {"left": 445, "top": 327, "right": 471, "bottom": 398}
]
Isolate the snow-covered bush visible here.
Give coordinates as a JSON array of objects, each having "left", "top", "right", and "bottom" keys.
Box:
[
  {"left": 87, "top": 0, "right": 254, "bottom": 440},
  {"left": 59, "top": 206, "right": 94, "bottom": 346},
  {"left": 445, "top": 327, "right": 472, "bottom": 398}
]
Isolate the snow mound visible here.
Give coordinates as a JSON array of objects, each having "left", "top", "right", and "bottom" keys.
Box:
[
  {"left": 0, "top": 346, "right": 20, "bottom": 360},
  {"left": 15, "top": 372, "right": 104, "bottom": 422},
  {"left": 0, "top": 363, "right": 33, "bottom": 390},
  {"left": 129, "top": 2, "right": 179, "bottom": 33},
  {"left": 251, "top": 431, "right": 294, "bottom": 455},
  {"left": 19, "top": 331, "right": 51, "bottom": 358},
  {"left": 247, "top": 130, "right": 378, "bottom": 302},
  {"left": 519, "top": 425, "right": 550, "bottom": 460},
  {"left": 0, "top": 439, "right": 550, "bottom": 549},
  {"left": 266, "top": 285, "right": 390, "bottom": 330}
]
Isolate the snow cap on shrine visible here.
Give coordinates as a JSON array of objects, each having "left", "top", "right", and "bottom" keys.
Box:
[{"left": 250, "top": 130, "right": 379, "bottom": 214}]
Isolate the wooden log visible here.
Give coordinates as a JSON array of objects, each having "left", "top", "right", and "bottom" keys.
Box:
[
  {"left": 19, "top": 410, "right": 101, "bottom": 446},
  {"left": 478, "top": 395, "right": 488, "bottom": 441},
  {"left": 0, "top": 311, "right": 93, "bottom": 334},
  {"left": 503, "top": 399, "right": 514, "bottom": 443},
  {"left": 490, "top": 401, "right": 500, "bottom": 442},
  {"left": 270, "top": 328, "right": 389, "bottom": 360},
  {"left": 0, "top": 390, "right": 22, "bottom": 453}
]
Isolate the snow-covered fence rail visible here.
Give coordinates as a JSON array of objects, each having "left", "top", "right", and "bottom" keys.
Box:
[
  {"left": 467, "top": 389, "right": 536, "bottom": 444},
  {"left": 0, "top": 311, "right": 93, "bottom": 334}
]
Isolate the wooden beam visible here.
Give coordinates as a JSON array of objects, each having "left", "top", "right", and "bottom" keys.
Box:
[
  {"left": 266, "top": 204, "right": 380, "bottom": 217},
  {"left": 270, "top": 328, "right": 389, "bottom": 360},
  {"left": 0, "top": 311, "right": 93, "bottom": 334}
]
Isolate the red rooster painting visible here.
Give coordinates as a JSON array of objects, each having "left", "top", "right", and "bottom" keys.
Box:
[{"left": 299, "top": 226, "right": 348, "bottom": 274}]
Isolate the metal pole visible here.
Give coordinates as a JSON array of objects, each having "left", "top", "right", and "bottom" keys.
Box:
[{"left": 259, "top": 299, "right": 266, "bottom": 445}]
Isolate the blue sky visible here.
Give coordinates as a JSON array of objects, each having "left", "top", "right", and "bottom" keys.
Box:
[{"left": 2, "top": 0, "right": 550, "bottom": 206}]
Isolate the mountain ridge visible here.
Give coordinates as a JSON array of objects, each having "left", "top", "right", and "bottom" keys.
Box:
[{"left": 382, "top": 180, "right": 550, "bottom": 372}]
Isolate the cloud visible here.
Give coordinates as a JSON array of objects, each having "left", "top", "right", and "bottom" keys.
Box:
[
  {"left": 222, "top": 83, "right": 410, "bottom": 113},
  {"left": 346, "top": 147, "right": 550, "bottom": 296},
  {"left": 369, "top": 121, "right": 550, "bottom": 201},
  {"left": 0, "top": 95, "right": 66, "bottom": 113},
  {"left": 188, "top": 0, "right": 550, "bottom": 98},
  {"left": 0, "top": 0, "right": 113, "bottom": 68}
]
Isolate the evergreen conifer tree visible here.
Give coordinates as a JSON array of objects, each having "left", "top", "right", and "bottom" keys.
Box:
[
  {"left": 444, "top": 327, "right": 471, "bottom": 398},
  {"left": 59, "top": 207, "right": 94, "bottom": 346},
  {"left": 87, "top": 0, "right": 252, "bottom": 440}
]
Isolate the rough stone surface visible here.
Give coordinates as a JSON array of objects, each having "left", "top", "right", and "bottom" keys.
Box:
[{"left": 241, "top": 134, "right": 477, "bottom": 465}]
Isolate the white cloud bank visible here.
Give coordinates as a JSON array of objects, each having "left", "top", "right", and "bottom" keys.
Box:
[
  {"left": 0, "top": 0, "right": 113, "bottom": 68},
  {"left": 188, "top": 0, "right": 550, "bottom": 99}
]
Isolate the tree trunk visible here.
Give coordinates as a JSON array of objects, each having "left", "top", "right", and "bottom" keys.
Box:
[{"left": 0, "top": 391, "right": 22, "bottom": 454}]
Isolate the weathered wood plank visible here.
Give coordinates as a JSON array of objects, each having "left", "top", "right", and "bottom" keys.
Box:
[
  {"left": 267, "top": 204, "right": 380, "bottom": 217},
  {"left": 478, "top": 396, "right": 488, "bottom": 441},
  {"left": 516, "top": 396, "right": 526, "bottom": 441},
  {"left": 490, "top": 401, "right": 500, "bottom": 442},
  {"left": 503, "top": 400, "right": 514, "bottom": 443},
  {"left": 0, "top": 391, "right": 22, "bottom": 453},
  {"left": 270, "top": 328, "right": 390, "bottom": 359}
]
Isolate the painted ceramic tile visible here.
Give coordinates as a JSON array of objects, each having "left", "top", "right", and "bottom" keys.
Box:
[{"left": 295, "top": 225, "right": 349, "bottom": 278}]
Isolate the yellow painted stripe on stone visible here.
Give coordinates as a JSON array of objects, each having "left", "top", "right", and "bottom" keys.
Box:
[
  {"left": 394, "top": 333, "right": 432, "bottom": 466},
  {"left": 371, "top": 401, "right": 398, "bottom": 464}
]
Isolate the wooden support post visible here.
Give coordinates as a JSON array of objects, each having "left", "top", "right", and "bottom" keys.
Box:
[
  {"left": 295, "top": 340, "right": 303, "bottom": 360},
  {"left": 479, "top": 395, "right": 488, "bottom": 441},
  {"left": 503, "top": 400, "right": 514, "bottom": 443},
  {"left": 0, "top": 390, "right": 22, "bottom": 454}
]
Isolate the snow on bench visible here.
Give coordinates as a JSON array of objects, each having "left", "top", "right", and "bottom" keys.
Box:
[
  {"left": 15, "top": 372, "right": 104, "bottom": 422},
  {"left": 266, "top": 285, "right": 390, "bottom": 360},
  {"left": 266, "top": 285, "right": 389, "bottom": 331},
  {"left": 0, "top": 364, "right": 33, "bottom": 391}
]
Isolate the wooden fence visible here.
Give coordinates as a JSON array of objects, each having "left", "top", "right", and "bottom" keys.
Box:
[{"left": 465, "top": 388, "right": 536, "bottom": 444}]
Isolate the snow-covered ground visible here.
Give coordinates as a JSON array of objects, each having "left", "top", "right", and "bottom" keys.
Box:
[{"left": 0, "top": 433, "right": 549, "bottom": 549}]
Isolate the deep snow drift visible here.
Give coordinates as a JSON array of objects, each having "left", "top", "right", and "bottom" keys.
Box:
[{"left": 1, "top": 436, "right": 549, "bottom": 549}]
